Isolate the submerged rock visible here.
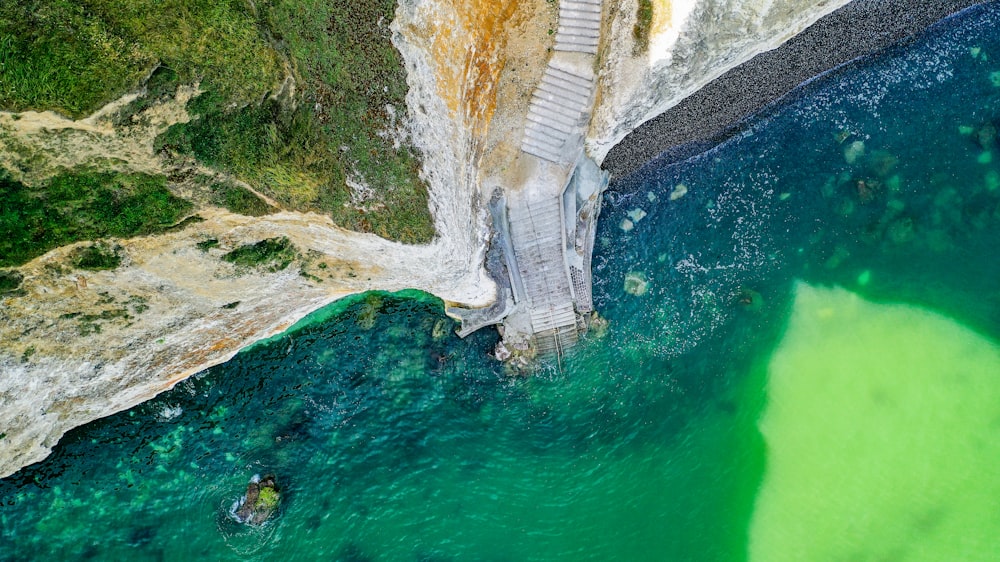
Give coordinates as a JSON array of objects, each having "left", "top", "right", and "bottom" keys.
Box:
[
  {"left": 234, "top": 474, "right": 281, "bottom": 526},
  {"left": 886, "top": 216, "right": 916, "bottom": 244},
  {"left": 853, "top": 178, "right": 882, "bottom": 204},
  {"left": 972, "top": 122, "right": 997, "bottom": 150},
  {"left": 843, "top": 140, "right": 865, "bottom": 164},
  {"left": 624, "top": 271, "right": 649, "bottom": 296},
  {"left": 737, "top": 288, "right": 764, "bottom": 312},
  {"left": 627, "top": 208, "right": 647, "bottom": 223},
  {"left": 867, "top": 150, "right": 898, "bottom": 177},
  {"left": 587, "top": 311, "right": 609, "bottom": 339}
]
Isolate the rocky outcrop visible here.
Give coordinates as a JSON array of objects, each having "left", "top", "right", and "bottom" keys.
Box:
[
  {"left": 1, "top": 0, "right": 517, "bottom": 478},
  {"left": 234, "top": 474, "right": 281, "bottom": 525}
]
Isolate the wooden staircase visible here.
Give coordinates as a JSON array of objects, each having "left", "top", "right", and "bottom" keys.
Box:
[
  {"left": 494, "top": 0, "right": 606, "bottom": 359},
  {"left": 507, "top": 197, "right": 580, "bottom": 355},
  {"left": 555, "top": 0, "right": 603, "bottom": 55},
  {"left": 521, "top": 64, "right": 596, "bottom": 163}
]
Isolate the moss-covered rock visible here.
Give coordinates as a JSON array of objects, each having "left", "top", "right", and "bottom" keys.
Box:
[{"left": 235, "top": 474, "right": 281, "bottom": 526}]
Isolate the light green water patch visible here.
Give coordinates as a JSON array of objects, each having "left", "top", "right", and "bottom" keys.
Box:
[{"left": 749, "top": 283, "right": 1000, "bottom": 561}]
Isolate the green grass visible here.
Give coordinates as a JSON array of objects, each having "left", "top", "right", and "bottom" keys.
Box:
[
  {"left": 211, "top": 182, "right": 276, "bottom": 216},
  {"left": 0, "top": 170, "right": 193, "bottom": 267},
  {"left": 633, "top": 0, "right": 653, "bottom": 54},
  {"left": 222, "top": 237, "right": 297, "bottom": 272},
  {"left": 3, "top": 0, "right": 278, "bottom": 115},
  {"left": 156, "top": 0, "right": 435, "bottom": 243},
  {"left": 1, "top": 0, "right": 435, "bottom": 244},
  {"left": 0, "top": 0, "right": 280, "bottom": 119},
  {"left": 0, "top": 1, "right": 148, "bottom": 118}
]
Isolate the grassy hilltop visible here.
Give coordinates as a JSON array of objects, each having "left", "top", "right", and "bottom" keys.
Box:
[{"left": 0, "top": 0, "right": 433, "bottom": 267}]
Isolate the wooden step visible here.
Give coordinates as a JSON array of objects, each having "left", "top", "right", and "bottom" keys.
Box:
[
  {"left": 544, "top": 65, "right": 594, "bottom": 89},
  {"left": 554, "top": 42, "right": 598, "bottom": 55},
  {"left": 557, "top": 16, "right": 602, "bottom": 30}
]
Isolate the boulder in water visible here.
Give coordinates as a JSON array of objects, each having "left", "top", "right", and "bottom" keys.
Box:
[
  {"left": 235, "top": 474, "right": 281, "bottom": 525},
  {"left": 737, "top": 288, "right": 764, "bottom": 312}
]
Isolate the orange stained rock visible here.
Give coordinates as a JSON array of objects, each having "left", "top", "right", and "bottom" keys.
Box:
[
  {"left": 430, "top": 0, "right": 523, "bottom": 136},
  {"left": 652, "top": 0, "right": 674, "bottom": 38}
]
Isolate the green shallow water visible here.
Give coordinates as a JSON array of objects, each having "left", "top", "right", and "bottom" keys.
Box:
[
  {"left": 4, "top": 4, "right": 1000, "bottom": 561},
  {"left": 750, "top": 284, "right": 1000, "bottom": 561}
]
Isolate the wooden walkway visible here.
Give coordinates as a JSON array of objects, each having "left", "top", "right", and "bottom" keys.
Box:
[
  {"left": 500, "top": 0, "right": 604, "bottom": 357},
  {"left": 507, "top": 196, "right": 579, "bottom": 355}
]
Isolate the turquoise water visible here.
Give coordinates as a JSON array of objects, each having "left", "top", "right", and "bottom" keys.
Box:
[{"left": 4, "top": 4, "right": 1000, "bottom": 560}]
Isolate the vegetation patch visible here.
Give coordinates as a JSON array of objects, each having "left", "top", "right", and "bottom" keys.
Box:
[
  {"left": 210, "top": 181, "right": 276, "bottom": 216},
  {"left": 0, "top": 170, "right": 193, "bottom": 267},
  {"left": 196, "top": 238, "right": 219, "bottom": 252},
  {"left": 222, "top": 237, "right": 297, "bottom": 272},
  {"left": 633, "top": 0, "right": 653, "bottom": 54},
  {"left": 75, "top": 307, "right": 132, "bottom": 335},
  {"left": 0, "top": 269, "right": 23, "bottom": 292},
  {"left": 2, "top": 0, "right": 435, "bottom": 243},
  {"left": 73, "top": 242, "right": 121, "bottom": 271},
  {"left": 0, "top": 0, "right": 280, "bottom": 118},
  {"left": 155, "top": 0, "right": 435, "bottom": 244},
  {"left": 111, "top": 65, "right": 180, "bottom": 126},
  {"left": 164, "top": 214, "right": 205, "bottom": 232}
]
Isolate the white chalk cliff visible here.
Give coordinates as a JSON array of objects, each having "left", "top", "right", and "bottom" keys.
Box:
[{"left": 0, "top": 0, "right": 850, "bottom": 478}]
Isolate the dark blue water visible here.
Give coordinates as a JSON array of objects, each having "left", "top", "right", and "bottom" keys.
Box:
[{"left": 3, "top": 4, "right": 1000, "bottom": 561}]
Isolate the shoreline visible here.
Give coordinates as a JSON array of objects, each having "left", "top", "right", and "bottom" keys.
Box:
[
  {"left": 600, "top": 0, "right": 985, "bottom": 178},
  {"left": 0, "top": 0, "right": 985, "bottom": 480}
]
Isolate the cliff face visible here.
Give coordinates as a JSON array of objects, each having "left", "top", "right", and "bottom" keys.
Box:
[
  {"left": 0, "top": 0, "right": 525, "bottom": 478},
  {"left": 589, "top": 0, "right": 851, "bottom": 163},
  {"left": 1, "top": 0, "right": 852, "bottom": 478}
]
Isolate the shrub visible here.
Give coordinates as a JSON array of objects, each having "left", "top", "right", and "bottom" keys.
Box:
[
  {"left": 222, "top": 237, "right": 297, "bottom": 272},
  {"left": 73, "top": 242, "right": 121, "bottom": 271},
  {"left": 0, "top": 269, "right": 23, "bottom": 292}
]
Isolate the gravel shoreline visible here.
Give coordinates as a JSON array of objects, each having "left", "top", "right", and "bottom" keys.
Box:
[{"left": 601, "top": 0, "right": 986, "bottom": 178}]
